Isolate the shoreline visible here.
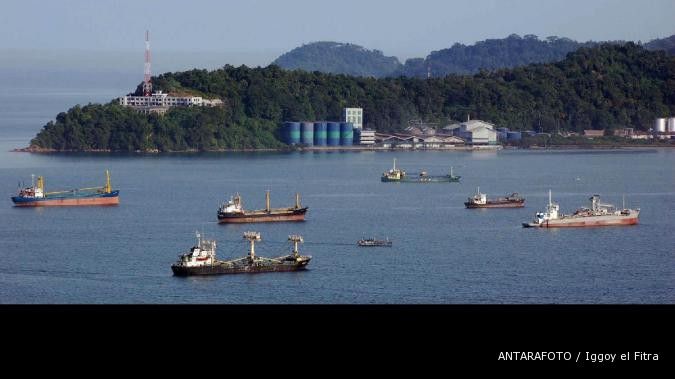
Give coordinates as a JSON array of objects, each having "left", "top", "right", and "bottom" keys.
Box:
[{"left": 11, "top": 143, "right": 673, "bottom": 154}]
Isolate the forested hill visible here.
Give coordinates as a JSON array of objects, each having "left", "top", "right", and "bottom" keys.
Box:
[
  {"left": 399, "top": 34, "right": 594, "bottom": 77},
  {"left": 272, "top": 41, "right": 402, "bottom": 78},
  {"left": 30, "top": 43, "right": 675, "bottom": 152},
  {"left": 645, "top": 35, "right": 675, "bottom": 55},
  {"left": 272, "top": 34, "right": 675, "bottom": 78}
]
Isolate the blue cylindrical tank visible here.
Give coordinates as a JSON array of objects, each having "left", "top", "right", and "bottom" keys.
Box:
[
  {"left": 353, "top": 128, "right": 361, "bottom": 145},
  {"left": 327, "top": 122, "right": 341, "bottom": 146},
  {"left": 287, "top": 122, "right": 301, "bottom": 145},
  {"left": 313, "top": 122, "right": 327, "bottom": 146},
  {"left": 507, "top": 131, "right": 522, "bottom": 141},
  {"left": 301, "top": 122, "right": 314, "bottom": 146},
  {"left": 340, "top": 122, "right": 354, "bottom": 146},
  {"left": 497, "top": 131, "right": 507, "bottom": 141},
  {"left": 281, "top": 122, "right": 290, "bottom": 143}
]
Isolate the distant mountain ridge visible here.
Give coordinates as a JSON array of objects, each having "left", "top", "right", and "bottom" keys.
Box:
[
  {"left": 272, "top": 41, "right": 401, "bottom": 78},
  {"left": 645, "top": 35, "right": 675, "bottom": 55},
  {"left": 399, "top": 34, "right": 596, "bottom": 77},
  {"left": 273, "top": 34, "right": 675, "bottom": 78}
]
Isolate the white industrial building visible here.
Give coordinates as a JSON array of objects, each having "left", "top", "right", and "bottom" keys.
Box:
[
  {"left": 343, "top": 108, "right": 363, "bottom": 130},
  {"left": 358, "top": 128, "right": 376, "bottom": 145},
  {"left": 443, "top": 119, "right": 497, "bottom": 145}
]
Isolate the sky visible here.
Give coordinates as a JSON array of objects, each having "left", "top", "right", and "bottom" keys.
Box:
[{"left": 0, "top": 0, "right": 673, "bottom": 70}]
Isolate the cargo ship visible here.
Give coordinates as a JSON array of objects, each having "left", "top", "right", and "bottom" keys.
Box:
[
  {"left": 522, "top": 191, "right": 639, "bottom": 228},
  {"left": 217, "top": 191, "right": 307, "bottom": 223},
  {"left": 171, "top": 231, "right": 311, "bottom": 276},
  {"left": 465, "top": 187, "right": 525, "bottom": 208},
  {"left": 11, "top": 171, "right": 119, "bottom": 207},
  {"left": 381, "top": 158, "right": 460, "bottom": 182},
  {"left": 357, "top": 238, "right": 392, "bottom": 247}
]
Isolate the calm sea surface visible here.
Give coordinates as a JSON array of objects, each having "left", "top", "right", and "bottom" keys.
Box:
[{"left": 0, "top": 79, "right": 673, "bottom": 303}]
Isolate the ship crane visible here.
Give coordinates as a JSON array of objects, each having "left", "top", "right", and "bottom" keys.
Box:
[
  {"left": 288, "top": 235, "right": 304, "bottom": 258},
  {"left": 244, "top": 231, "right": 261, "bottom": 261}
]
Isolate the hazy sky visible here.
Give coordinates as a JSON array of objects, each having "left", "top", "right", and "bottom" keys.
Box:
[{"left": 1, "top": 0, "right": 673, "bottom": 66}]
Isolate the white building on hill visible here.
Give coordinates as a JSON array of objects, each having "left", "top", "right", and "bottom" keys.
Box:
[{"left": 118, "top": 91, "right": 223, "bottom": 114}]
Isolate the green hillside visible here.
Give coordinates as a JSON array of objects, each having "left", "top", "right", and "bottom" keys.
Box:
[{"left": 30, "top": 43, "right": 675, "bottom": 152}]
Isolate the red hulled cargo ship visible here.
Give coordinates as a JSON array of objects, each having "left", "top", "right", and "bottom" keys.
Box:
[
  {"left": 11, "top": 171, "right": 119, "bottom": 207},
  {"left": 523, "top": 191, "right": 639, "bottom": 228},
  {"left": 217, "top": 191, "right": 307, "bottom": 223}
]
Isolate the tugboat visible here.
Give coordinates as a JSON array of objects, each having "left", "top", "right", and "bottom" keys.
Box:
[
  {"left": 11, "top": 171, "right": 119, "bottom": 206},
  {"left": 357, "top": 238, "right": 393, "bottom": 247},
  {"left": 522, "top": 190, "right": 639, "bottom": 228},
  {"left": 381, "top": 158, "right": 460, "bottom": 182},
  {"left": 171, "top": 231, "right": 311, "bottom": 276},
  {"left": 464, "top": 187, "right": 525, "bottom": 208},
  {"left": 217, "top": 191, "right": 307, "bottom": 223}
]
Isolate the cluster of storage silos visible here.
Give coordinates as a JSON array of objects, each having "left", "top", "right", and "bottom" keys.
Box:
[
  {"left": 654, "top": 117, "right": 675, "bottom": 133},
  {"left": 282, "top": 121, "right": 355, "bottom": 146},
  {"left": 506, "top": 131, "right": 522, "bottom": 141},
  {"left": 496, "top": 127, "right": 509, "bottom": 141}
]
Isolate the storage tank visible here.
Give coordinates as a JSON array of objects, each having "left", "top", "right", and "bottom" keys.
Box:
[
  {"left": 301, "top": 122, "right": 314, "bottom": 146},
  {"left": 340, "top": 122, "right": 354, "bottom": 146},
  {"left": 327, "top": 122, "right": 341, "bottom": 146},
  {"left": 496, "top": 131, "right": 507, "bottom": 141},
  {"left": 313, "top": 122, "right": 327, "bottom": 146},
  {"left": 287, "top": 122, "right": 301, "bottom": 145},
  {"left": 654, "top": 118, "right": 667, "bottom": 133},
  {"left": 506, "top": 131, "right": 522, "bottom": 141},
  {"left": 281, "top": 122, "right": 291, "bottom": 143},
  {"left": 667, "top": 117, "right": 675, "bottom": 132},
  {"left": 353, "top": 128, "right": 361, "bottom": 145}
]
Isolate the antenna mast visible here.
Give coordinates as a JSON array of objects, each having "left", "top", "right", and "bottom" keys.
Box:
[{"left": 143, "top": 30, "right": 152, "bottom": 96}]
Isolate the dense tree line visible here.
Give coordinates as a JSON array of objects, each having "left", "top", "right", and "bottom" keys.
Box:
[
  {"left": 31, "top": 104, "right": 284, "bottom": 151},
  {"left": 272, "top": 41, "right": 401, "bottom": 78},
  {"left": 31, "top": 43, "right": 674, "bottom": 151}
]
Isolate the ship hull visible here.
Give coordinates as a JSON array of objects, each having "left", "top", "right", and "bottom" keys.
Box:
[
  {"left": 523, "top": 214, "right": 639, "bottom": 228},
  {"left": 218, "top": 208, "right": 307, "bottom": 223},
  {"left": 382, "top": 177, "right": 460, "bottom": 183},
  {"left": 11, "top": 191, "right": 120, "bottom": 207},
  {"left": 465, "top": 200, "right": 524, "bottom": 208},
  {"left": 171, "top": 261, "right": 310, "bottom": 276}
]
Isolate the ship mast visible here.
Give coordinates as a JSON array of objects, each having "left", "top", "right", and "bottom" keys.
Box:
[
  {"left": 265, "top": 190, "right": 270, "bottom": 212},
  {"left": 295, "top": 193, "right": 301, "bottom": 209},
  {"left": 393, "top": 158, "right": 396, "bottom": 171},
  {"left": 548, "top": 189, "right": 552, "bottom": 206},
  {"left": 105, "top": 170, "right": 112, "bottom": 193}
]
